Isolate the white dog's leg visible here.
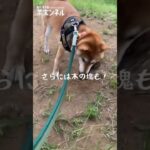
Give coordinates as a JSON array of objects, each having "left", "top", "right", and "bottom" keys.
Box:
[
  {"left": 44, "top": 25, "right": 51, "bottom": 54},
  {"left": 52, "top": 45, "right": 64, "bottom": 76}
]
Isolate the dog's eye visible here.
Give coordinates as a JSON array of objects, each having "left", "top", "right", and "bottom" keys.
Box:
[{"left": 82, "top": 57, "right": 90, "bottom": 63}]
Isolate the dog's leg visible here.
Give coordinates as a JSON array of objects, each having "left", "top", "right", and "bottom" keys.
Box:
[
  {"left": 43, "top": 24, "right": 51, "bottom": 54},
  {"left": 100, "top": 52, "right": 104, "bottom": 59},
  {"left": 52, "top": 45, "right": 64, "bottom": 76}
]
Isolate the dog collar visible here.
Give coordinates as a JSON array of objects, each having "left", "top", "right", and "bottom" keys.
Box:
[{"left": 60, "top": 16, "right": 85, "bottom": 52}]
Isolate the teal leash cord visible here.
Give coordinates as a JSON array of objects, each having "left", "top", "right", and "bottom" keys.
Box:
[{"left": 33, "top": 29, "right": 78, "bottom": 150}]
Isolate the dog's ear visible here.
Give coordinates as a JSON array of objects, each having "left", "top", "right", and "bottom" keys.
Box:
[{"left": 100, "top": 41, "right": 110, "bottom": 52}]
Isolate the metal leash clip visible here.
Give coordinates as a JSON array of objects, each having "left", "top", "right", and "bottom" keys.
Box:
[{"left": 72, "top": 25, "right": 78, "bottom": 47}]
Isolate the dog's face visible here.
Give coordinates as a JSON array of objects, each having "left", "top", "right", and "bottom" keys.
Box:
[{"left": 76, "top": 31, "right": 109, "bottom": 74}]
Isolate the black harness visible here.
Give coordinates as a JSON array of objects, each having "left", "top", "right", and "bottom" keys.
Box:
[{"left": 60, "top": 16, "right": 85, "bottom": 52}]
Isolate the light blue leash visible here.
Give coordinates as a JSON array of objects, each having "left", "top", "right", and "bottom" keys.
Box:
[{"left": 33, "top": 26, "right": 78, "bottom": 150}]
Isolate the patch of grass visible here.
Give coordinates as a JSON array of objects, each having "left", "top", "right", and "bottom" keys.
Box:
[
  {"left": 53, "top": 114, "right": 86, "bottom": 140},
  {"left": 96, "top": 92, "right": 106, "bottom": 106},
  {"left": 53, "top": 113, "right": 70, "bottom": 136},
  {"left": 105, "top": 144, "right": 117, "bottom": 150},
  {"left": 85, "top": 103, "right": 99, "bottom": 120},
  {"left": 72, "top": 117, "right": 84, "bottom": 127},
  {"left": 41, "top": 142, "right": 57, "bottom": 150},
  {"left": 41, "top": 54, "right": 50, "bottom": 64},
  {"left": 95, "top": 141, "right": 101, "bottom": 150},
  {"left": 111, "top": 64, "right": 117, "bottom": 74},
  {"left": 47, "top": 86, "right": 58, "bottom": 96},
  {"left": 33, "top": 0, "right": 116, "bottom": 19},
  {"left": 107, "top": 64, "right": 117, "bottom": 90},
  {"left": 70, "top": 128, "right": 84, "bottom": 139},
  {"left": 33, "top": 0, "right": 45, "bottom": 5},
  {"left": 85, "top": 92, "right": 106, "bottom": 120},
  {"left": 41, "top": 101, "right": 52, "bottom": 118},
  {"left": 70, "top": 0, "right": 116, "bottom": 19},
  {"left": 54, "top": 122, "right": 64, "bottom": 136},
  {"left": 42, "top": 109, "right": 51, "bottom": 118},
  {"left": 65, "top": 90, "right": 74, "bottom": 102},
  {"left": 109, "top": 78, "right": 117, "bottom": 89}
]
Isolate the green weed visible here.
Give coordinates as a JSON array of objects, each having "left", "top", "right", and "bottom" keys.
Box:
[
  {"left": 70, "top": 0, "right": 116, "bottom": 19},
  {"left": 85, "top": 92, "right": 106, "bottom": 120},
  {"left": 41, "top": 142, "right": 57, "bottom": 150},
  {"left": 71, "top": 128, "right": 84, "bottom": 139},
  {"left": 33, "top": 0, "right": 117, "bottom": 19},
  {"left": 47, "top": 86, "right": 58, "bottom": 96}
]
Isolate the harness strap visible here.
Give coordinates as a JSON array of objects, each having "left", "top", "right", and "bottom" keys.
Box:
[{"left": 60, "top": 16, "right": 85, "bottom": 52}]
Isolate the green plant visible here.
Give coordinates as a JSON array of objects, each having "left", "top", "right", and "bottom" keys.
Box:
[
  {"left": 71, "top": 128, "right": 84, "bottom": 139},
  {"left": 69, "top": 0, "right": 116, "bottom": 19},
  {"left": 53, "top": 122, "right": 64, "bottom": 136},
  {"left": 42, "top": 54, "right": 50, "bottom": 64},
  {"left": 42, "top": 109, "right": 51, "bottom": 118},
  {"left": 47, "top": 86, "right": 58, "bottom": 96},
  {"left": 33, "top": 0, "right": 46, "bottom": 5},
  {"left": 53, "top": 113, "right": 69, "bottom": 136},
  {"left": 109, "top": 78, "right": 117, "bottom": 89},
  {"left": 85, "top": 92, "right": 106, "bottom": 120},
  {"left": 85, "top": 103, "right": 99, "bottom": 120},
  {"left": 111, "top": 64, "right": 117, "bottom": 74},
  {"left": 41, "top": 142, "right": 57, "bottom": 150},
  {"left": 105, "top": 144, "right": 116, "bottom": 150},
  {"left": 96, "top": 92, "right": 106, "bottom": 105},
  {"left": 65, "top": 91, "right": 74, "bottom": 102},
  {"left": 72, "top": 118, "right": 84, "bottom": 127}
]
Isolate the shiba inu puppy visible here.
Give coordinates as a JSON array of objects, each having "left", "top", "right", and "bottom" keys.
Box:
[{"left": 43, "top": 0, "right": 109, "bottom": 75}]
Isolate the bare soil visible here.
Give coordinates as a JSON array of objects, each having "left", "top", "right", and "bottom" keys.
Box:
[{"left": 33, "top": 13, "right": 117, "bottom": 150}]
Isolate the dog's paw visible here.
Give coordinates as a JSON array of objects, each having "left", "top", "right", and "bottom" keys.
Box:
[
  {"left": 43, "top": 48, "right": 50, "bottom": 54},
  {"left": 1, "top": 64, "right": 25, "bottom": 88},
  {"left": 50, "top": 71, "right": 60, "bottom": 80},
  {"left": 52, "top": 71, "right": 59, "bottom": 77}
]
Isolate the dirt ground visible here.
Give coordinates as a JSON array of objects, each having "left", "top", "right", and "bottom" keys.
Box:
[{"left": 33, "top": 12, "right": 117, "bottom": 150}]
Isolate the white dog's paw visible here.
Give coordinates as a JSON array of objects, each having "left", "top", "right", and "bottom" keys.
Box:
[
  {"left": 43, "top": 48, "right": 50, "bottom": 54},
  {"left": 43, "top": 44, "right": 51, "bottom": 54},
  {"left": 1, "top": 64, "right": 25, "bottom": 88},
  {"left": 52, "top": 71, "right": 59, "bottom": 77},
  {"left": 50, "top": 71, "right": 60, "bottom": 80}
]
